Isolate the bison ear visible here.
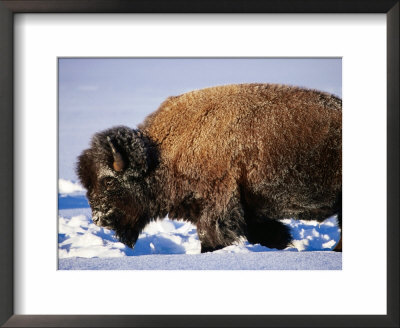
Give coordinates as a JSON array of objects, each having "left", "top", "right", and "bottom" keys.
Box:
[
  {"left": 107, "top": 136, "right": 126, "bottom": 172},
  {"left": 108, "top": 127, "right": 152, "bottom": 178}
]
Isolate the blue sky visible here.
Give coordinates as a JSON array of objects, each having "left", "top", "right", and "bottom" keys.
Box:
[{"left": 58, "top": 58, "right": 341, "bottom": 181}]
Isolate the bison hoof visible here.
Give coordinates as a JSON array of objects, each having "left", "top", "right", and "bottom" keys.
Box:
[
  {"left": 246, "top": 219, "right": 291, "bottom": 250},
  {"left": 333, "top": 237, "right": 342, "bottom": 252},
  {"left": 200, "top": 244, "right": 224, "bottom": 253}
]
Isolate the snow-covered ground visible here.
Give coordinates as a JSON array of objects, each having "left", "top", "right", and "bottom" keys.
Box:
[
  {"left": 59, "top": 251, "right": 342, "bottom": 270},
  {"left": 58, "top": 180, "right": 342, "bottom": 270}
]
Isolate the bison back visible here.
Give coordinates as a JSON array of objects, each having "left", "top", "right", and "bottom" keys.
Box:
[{"left": 141, "top": 83, "right": 341, "bottom": 217}]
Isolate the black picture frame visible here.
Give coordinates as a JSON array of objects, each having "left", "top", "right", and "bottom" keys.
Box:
[{"left": 0, "top": 1, "right": 398, "bottom": 327}]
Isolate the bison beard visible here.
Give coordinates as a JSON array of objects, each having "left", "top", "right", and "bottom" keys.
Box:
[{"left": 77, "top": 83, "right": 342, "bottom": 253}]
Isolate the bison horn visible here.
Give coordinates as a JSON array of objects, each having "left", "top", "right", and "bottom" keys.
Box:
[{"left": 107, "top": 136, "right": 125, "bottom": 172}]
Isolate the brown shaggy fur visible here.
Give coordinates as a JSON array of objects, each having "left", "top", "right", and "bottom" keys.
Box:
[{"left": 77, "top": 83, "right": 342, "bottom": 253}]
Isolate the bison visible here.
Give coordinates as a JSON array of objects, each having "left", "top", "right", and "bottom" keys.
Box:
[{"left": 77, "top": 83, "right": 342, "bottom": 253}]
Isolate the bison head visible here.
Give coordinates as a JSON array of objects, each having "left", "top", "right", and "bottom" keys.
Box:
[{"left": 76, "top": 126, "right": 157, "bottom": 248}]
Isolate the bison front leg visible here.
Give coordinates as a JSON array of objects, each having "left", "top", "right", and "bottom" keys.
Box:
[{"left": 197, "top": 201, "right": 246, "bottom": 253}]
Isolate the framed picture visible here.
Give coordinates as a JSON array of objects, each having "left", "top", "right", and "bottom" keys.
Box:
[
  {"left": 1, "top": 1, "right": 398, "bottom": 327},
  {"left": 58, "top": 57, "right": 343, "bottom": 269}
]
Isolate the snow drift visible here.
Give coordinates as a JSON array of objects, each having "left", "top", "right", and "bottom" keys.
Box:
[{"left": 58, "top": 180, "right": 341, "bottom": 270}]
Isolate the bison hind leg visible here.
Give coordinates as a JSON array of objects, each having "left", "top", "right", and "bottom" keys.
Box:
[
  {"left": 245, "top": 218, "right": 292, "bottom": 250},
  {"left": 332, "top": 192, "right": 342, "bottom": 252},
  {"left": 333, "top": 237, "right": 342, "bottom": 252},
  {"left": 333, "top": 207, "right": 342, "bottom": 252}
]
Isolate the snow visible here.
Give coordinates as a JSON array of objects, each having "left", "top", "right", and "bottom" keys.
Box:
[
  {"left": 59, "top": 251, "right": 342, "bottom": 270},
  {"left": 59, "top": 179, "right": 85, "bottom": 195},
  {"left": 58, "top": 182, "right": 342, "bottom": 270}
]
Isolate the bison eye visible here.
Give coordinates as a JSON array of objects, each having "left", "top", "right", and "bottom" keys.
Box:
[{"left": 101, "top": 177, "right": 114, "bottom": 188}]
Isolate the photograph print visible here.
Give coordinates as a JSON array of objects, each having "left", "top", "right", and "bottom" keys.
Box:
[{"left": 58, "top": 58, "right": 342, "bottom": 270}]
